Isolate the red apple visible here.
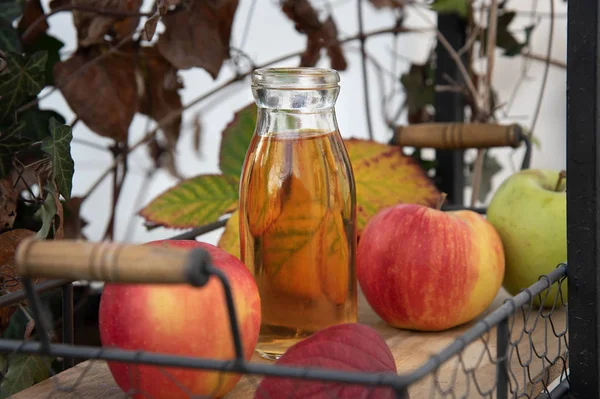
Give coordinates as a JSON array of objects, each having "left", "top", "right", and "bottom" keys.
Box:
[
  {"left": 254, "top": 323, "right": 403, "bottom": 399},
  {"left": 357, "top": 204, "right": 505, "bottom": 331},
  {"left": 99, "top": 240, "right": 261, "bottom": 398}
]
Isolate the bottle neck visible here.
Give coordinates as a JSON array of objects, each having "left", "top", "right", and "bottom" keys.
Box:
[
  {"left": 255, "top": 107, "right": 338, "bottom": 137},
  {"left": 252, "top": 85, "right": 340, "bottom": 136}
]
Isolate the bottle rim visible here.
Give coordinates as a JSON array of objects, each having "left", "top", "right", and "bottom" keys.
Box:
[{"left": 251, "top": 67, "right": 340, "bottom": 90}]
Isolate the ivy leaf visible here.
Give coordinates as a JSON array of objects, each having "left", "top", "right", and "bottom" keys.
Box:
[
  {"left": 0, "top": 122, "right": 30, "bottom": 177},
  {"left": 400, "top": 63, "right": 434, "bottom": 124},
  {"left": 0, "top": 18, "right": 20, "bottom": 53},
  {"left": 219, "top": 103, "right": 257, "bottom": 178},
  {"left": 0, "top": 354, "right": 52, "bottom": 398},
  {"left": 217, "top": 209, "right": 240, "bottom": 259},
  {"left": 21, "top": 106, "right": 66, "bottom": 142},
  {"left": 139, "top": 174, "right": 239, "bottom": 229},
  {"left": 479, "top": 12, "right": 535, "bottom": 57},
  {"left": 41, "top": 118, "right": 74, "bottom": 201},
  {"left": 0, "top": 51, "right": 47, "bottom": 124},
  {"left": 22, "top": 32, "right": 65, "bottom": 86},
  {"left": 0, "top": 0, "right": 22, "bottom": 22},
  {"left": 430, "top": 0, "right": 468, "bottom": 18}
]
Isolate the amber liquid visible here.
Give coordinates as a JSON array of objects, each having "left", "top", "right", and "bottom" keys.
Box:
[{"left": 239, "top": 129, "right": 357, "bottom": 360}]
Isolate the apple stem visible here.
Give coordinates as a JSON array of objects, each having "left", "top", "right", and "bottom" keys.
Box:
[
  {"left": 436, "top": 192, "right": 448, "bottom": 211},
  {"left": 554, "top": 170, "right": 566, "bottom": 192}
]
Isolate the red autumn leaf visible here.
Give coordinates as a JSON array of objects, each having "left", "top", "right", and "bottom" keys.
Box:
[
  {"left": 281, "top": 0, "right": 347, "bottom": 71},
  {"left": 50, "top": 0, "right": 143, "bottom": 47},
  {"left": 53, "top": 46, "right": 138, "bottom": 142},
  {"left": 254, "top": 323, "right": 404, "bottom": 399},
  {"left": 156, "top": 0, "right": 239, "bottom": 78}
]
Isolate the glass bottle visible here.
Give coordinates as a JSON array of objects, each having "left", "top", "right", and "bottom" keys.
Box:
[{"left": 239, "top": 67, "right": 358, "bottom": 360}]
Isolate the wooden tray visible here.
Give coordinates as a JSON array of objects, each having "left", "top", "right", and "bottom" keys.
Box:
[{"left": 11, "top": 288, "right": 567, "bottom": 399}]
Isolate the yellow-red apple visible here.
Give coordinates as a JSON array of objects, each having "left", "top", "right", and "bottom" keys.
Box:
[
  {"left": 357, "top": 203, "right": 505, "bottom": 331},
  {"left": 98, "top": 240, "right": 261, "bottom": 398}
]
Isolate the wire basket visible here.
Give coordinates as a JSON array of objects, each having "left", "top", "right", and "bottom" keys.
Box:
[{"left": 0, "top": 237, "right": 568, "bottom": 399}]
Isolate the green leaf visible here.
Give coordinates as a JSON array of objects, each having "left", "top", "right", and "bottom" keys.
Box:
[
  {"left": 219, "top": 103, "right": 257, "bottom": 178},
  {"left": 0, "top": 51, "right": 47, "bottom": 123},
  {"left": 0, "top": 18, "right": 20, "bottom": 53},
  {"left": 140, "top": 174, "right": 239, "bottom": 229},
  {"left": 0, "top": 354, "right": 52, "bottom": 398},
  {"left": 34, "top": 192, "right": 57, "bottom": 239},
  {"left": 21, "top": 106, "right": 67, "bottom": 142},
  {"left": 41, "top": 118, "right": 74, "bottom": 201},
  {"left": 400, "top": 63, "right": 434, "bottom": 122},
  {"left": 22, "top": 33, "right": 65, "bottom": 86},
  {"left": 0, "top": 122, "right": 30, "bottom": 177},
  {"left": 0, "top": 0, "right": 22, "bottom": 22},
  {"left": 430, "top": 0, "right": 468, "bottom": 18},
  {"left": 479, "top": 12, "right": 536, "bottom": 57}
]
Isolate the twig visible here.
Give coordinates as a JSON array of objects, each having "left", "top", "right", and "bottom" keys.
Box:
[
  {"left": 83, "top": 23, "right": 427, "bottom": 201},
  {"left": 21, "top": 3, "right": 152, "bottom": 44},
  {"left": 470, "top": 0, "right": 500, "bottom": 207},
  {"left": 238, "top": 0, "right": 258, "bottom": 51},
  {"left": 358, "top": 0, "right": 374, "bottom": 140},
  {"left": 528, "top": 0, "right": 556, "bottom": 142},
  {"left": 124, "top": 169, "right": 156, "bottom": 242},
  {"left": 103, "top": 142, "right": 129, "bottom": 240},
  {"left": 521, "top": 52, "right": 565, "bottom": 69},
  {"left": 408, "top": 4, "right": 481, "bottom": 113}
]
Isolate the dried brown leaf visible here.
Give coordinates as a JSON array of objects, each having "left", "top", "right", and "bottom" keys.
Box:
[
  {"left": 156, "top": 0, "right": 239, "bottom": 78},
  {"left": 24, "top": 319, "right": 35, "bottom": 340},
  {"left": 141, "top": 13, "right": 160, "bottom": 41},
  {"left": 17, "top": 0, "right": 49, "bottom": 46},
  {"left": 63, "top": 196, "right": 86, "bottom": 239},
  {"left": 0, "top": 229, "right": 41, "bottom": 335},
  {"left": 51, "top": 0, "right": 143, "bottom": 47},
  {"left": 50, "top": 182, "right": 64, "bottom": 240},
  {"left": 53, "top": 46, "right": 138, "bottom": 142},
  {"left": 0, "top": 177, "right": 17, "bottom": 231},
  {"left": 368, "top": 0, "right": 405, "bottom": 9},
  {"left": 281, "top": 0, "right": 347, "bottom": 70},
  {"left": 137, "top": 46, "right": 183, "bottom": 177}
]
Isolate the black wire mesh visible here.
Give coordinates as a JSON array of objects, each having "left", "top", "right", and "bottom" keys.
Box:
[{"left": 0, "top": 244, "right": 569, "bottom": 399}]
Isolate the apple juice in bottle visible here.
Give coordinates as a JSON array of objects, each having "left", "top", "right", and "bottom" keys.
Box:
[{"left": 239, "top": 67, "right": 357, "bottom": 360}]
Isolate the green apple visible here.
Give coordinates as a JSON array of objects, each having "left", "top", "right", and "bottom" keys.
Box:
[{"left": 486, "top": 169, "right": 566, "bottom": 308}]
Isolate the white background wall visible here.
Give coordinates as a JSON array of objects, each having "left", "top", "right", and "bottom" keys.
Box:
[{"left": 39, "top": 0, "right": 567, "bottom": 245}]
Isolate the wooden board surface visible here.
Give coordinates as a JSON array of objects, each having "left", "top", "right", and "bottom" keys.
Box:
[{"left": 11, "top": 288, "right": 568, "bottom": 399}]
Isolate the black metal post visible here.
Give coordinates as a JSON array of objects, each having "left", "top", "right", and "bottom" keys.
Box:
[
  {"left": 434, "top": 14, "right": 466, "bottom": 206},
  {"left": 566, "top": 1, "right": 600, "bottom": 397},
  {"left": 61, "top": 283, "right": 74, "bottom": 369}
]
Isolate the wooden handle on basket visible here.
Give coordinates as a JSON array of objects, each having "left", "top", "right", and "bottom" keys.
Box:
[
  {"left": 14, "top": 238, "right": 209, "bottom": 285},
  {"left": 391, "top": 123, "right": 523, "bottom": 149}
]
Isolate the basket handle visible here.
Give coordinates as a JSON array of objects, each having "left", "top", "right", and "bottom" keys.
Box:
[
  {"left": 391, "top": 123, "right": 523, "bottom": 149},
  {"left": 15, "top": 238, "right": 211, "bottom": 285}
]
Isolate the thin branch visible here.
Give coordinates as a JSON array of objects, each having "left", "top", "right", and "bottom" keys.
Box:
[
  {"left": 238, "top": 0, "right": 258, "bottom": 51},
  {"left": 124, "top": 169, "right": 156, "bottom": 242},
  {"left": 471, "top": 0, "right": 500, "bottom": 207},
  {"left": 103, "top": 142, "right": 129, "bottom": 240},
  {"left": 21, "top": 3, "right": 152, "bottom": 44},
  {"left": 358, "top": 0, "right": 374, "bottom": 140},
  {"left": 528, "top": 0, "right": 555, "bottom": 143},
  {"left": 83, "top": 23, "right": 428, "bottom": 199},
  {"left": 521, "top": 52, "right": 565, "bottom": 69}
]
